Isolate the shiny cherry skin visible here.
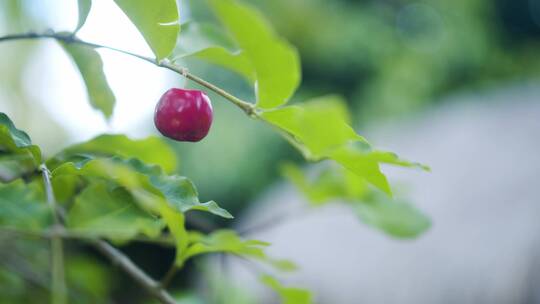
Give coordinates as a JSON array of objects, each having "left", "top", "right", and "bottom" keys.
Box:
[{"left": 154, "top": 88, "right": 213, "bottom": 142}]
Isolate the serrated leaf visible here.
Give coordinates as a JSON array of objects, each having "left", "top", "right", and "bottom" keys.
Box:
[
  {"left": 76, "top": 0, "right": 92, "bottom": 33},
  {"left": 352, "top": 194, "right": 431, "bottom": 238},
  {"left": 55, "top": 134, "right": 177, "bottom": 173},
  {"left": 171, "top": 22, "right": 255, "bottom": 83},
  {"left": 260, "top": 275, "right": 312, "bottom": 304},
  {"left": 0, "top": 113, "right": 41, "bottom": 166},
  {"left": 113, "top": 0, "right": 180, "bottom": 60},
  {"left": 66, "top": 182, "right": 164, "bottom": 242},
  {"left": 60, "top": 43, "right": 116, "bottom": 119},
  {"left": 208, "top": 0, "right": 300, "bottom": 108},
  {"left": 0, "top": 180, "right": 51, "bottom": 231}
]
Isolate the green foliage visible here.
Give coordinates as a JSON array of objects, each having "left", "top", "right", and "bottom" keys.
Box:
[
  {"left": 262, "top": 96, "right": 428, "bottom": 194},
  {"left": 53, "top": 134, "right": 177, "bottom": 173},
  {"left": 171, "top": 22, "right": 255, "bottom": 83},
  {"left": 75, "top": 0, "right": 92, "bottom": 33},
  {"left": 0, "top": 113, "right": 41, "bottom": 166},
  {"left": 113, "top": 0, "right": 180, "bottom": 60},
  {"left": 282, "top": 163, "right": 431, "bottom": 238},
  {"left": 0, "top": 180, "right": 50, "bottom": 231},
  {"left": 260, "top": 275, "right": 312, "bottom": 304},
  {"left": 60, "top": 43, "right": 116, "bottom": 119},
  {"left": 66, "top": 182, "right": 164, "bottom": 242},
  {"left": 206, "top": 0, "right": 301, "bottom": 108}
]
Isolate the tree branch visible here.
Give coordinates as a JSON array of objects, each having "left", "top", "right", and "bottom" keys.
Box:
[{"left": 0, "top": 31, "right": 256, "bottom": 117}]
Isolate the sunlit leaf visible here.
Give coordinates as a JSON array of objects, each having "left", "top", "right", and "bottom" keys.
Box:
[
  {"left": 66, "top": 182, "right": 164, "bottom": 242},
  {"left": 208, "top": 0, "right": 300, "bottom": 108},
  {"left": 75, "top": 0, "right": 92, "bottom": 33},
  {"left": 54, "top": 134, "right": 178, "bottom": 173},
  {"left": 0, "top": 180, "right": 50, "bottom": 231},
  {"left": 113, "top": 0, "right": 180, "bottom": 60},
  {"left": 260, "top": 275, "right": 312, "bottom": 304},
  {"left": 171, "top": 22, "right": 255, "bottom": 82},
  {"left": 60, "top": 43, "right": 116, "bottom": 119}
]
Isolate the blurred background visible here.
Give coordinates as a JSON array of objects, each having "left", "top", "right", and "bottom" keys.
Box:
[{"left": 0, "top": 0, "right": 539, "bottom": 303}]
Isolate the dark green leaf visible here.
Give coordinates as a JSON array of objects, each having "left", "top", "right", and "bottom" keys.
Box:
[
  {"left": 260, "top": 275, "right": 312, "bottom": 304},
  {"left": 66, "top": 182, "right": 164, "bottom": 242},
  {"left": 113, "top": 0, "right": 180, "bottom": 60},
  {"left": 0, "top": 180, "right": 50, "bottom": 231},
  {"left": 60, "top": 43, "right": 116, "bottom": 119},
  {"left": 208, "top": 0, "right": 300, "bottom": 108},
  {"left": 76, "top": 0, "right": 92, "bottom": 33}
]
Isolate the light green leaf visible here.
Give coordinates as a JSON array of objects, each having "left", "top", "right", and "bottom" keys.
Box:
[
  {"left": 208, "top": 0, "right": 300, "bottom": 108},
  {"left": 0, "top": 112, "right": 41, "bottom": 166},
  {"left": 0, "top": 180, "right": 50, "bottom": 231},
  {"left": 352, "top": 194, "right": 431, "bottom": 238},
  {"left": 76, "top": 0, "right": 92, "bottom": 33},
  {"left": 113, "top": 0, "right": 180, "bottom": 60},
  {"left": 55, "top": 134, "right": 177, "bottom": 173},
  {"left": 60, "top": 43, "right": 116, "bottom": 119},
  {"left": 66, "top": 182, "right": 164, "bottom": 242},
  {"left": 180, "top": 230, "right": 294, "bottom": 270},
  {"left": 171, "top": 23, "right": 255, "bottom": 82},
  {"left": 260, "top": 275, "right": 312, "bottom": 304}
]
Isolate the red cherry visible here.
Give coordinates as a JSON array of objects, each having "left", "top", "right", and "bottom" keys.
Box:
[{"left": 154, "top": 88, "right": 213, "bottom": 142}]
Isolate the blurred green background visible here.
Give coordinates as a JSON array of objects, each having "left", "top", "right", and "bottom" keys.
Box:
[{"left": 1, "top": 0, "right": 539, "bottom": 302}]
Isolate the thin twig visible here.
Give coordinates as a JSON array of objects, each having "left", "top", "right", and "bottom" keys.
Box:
[{"left": 40, "top": 164, "right": 67, "bottom": 304}]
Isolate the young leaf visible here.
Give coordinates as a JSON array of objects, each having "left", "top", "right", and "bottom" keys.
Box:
[
  {"left": 66, "top": 182, "right": 164, "bottom": 242},
  {"left": 208, "top": 0, "right": 300, "bottom": 108},
  {"left": 0, "top": 112, "right": 41, "bottom": 166},
  {"left": 54, "top": 134, "right": 177, "bottom": 173},
  {"left": 260, "top": 275, "right": 312, "bottom": 304},
  {"left": 60, "top": 43, "right": 116, "bottom": 119},
  {"left": 75, "top": 0, "right": 92, "bottom": 33},
  {"left": 113, "top": 0, "right": 180, "bottom": 60},
  {"left": 171, "top": 22, "right": 255, "bottom": 83},
  {"left": 0, "top": 180, "right": 51, "bottom": 231}
]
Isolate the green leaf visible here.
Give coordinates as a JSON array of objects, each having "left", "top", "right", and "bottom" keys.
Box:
[
  {"left": 54, "top": 134, "right": 178, "bottom": 173},
  {"left": 113, "top": 0, "right": 180, "bottom": 60},
  {"left": 208, "top": 0, "right": 300, "bottom": 108},
  {"left": 60, "top": 43, "right": 116, "bottom": 119},
  {"left": 0, "top": 180, "right": 51, "bottom": 231},
  {"left": 260, "top": 275, "right": 312, "bottom": 304},
  {"left": 0, "top": 112, "right": 41, "bottom": 166},
  {"left": 76, "top": 0, "right": 92, "bottom": 33},
  {"left": 352, "top": 194, "right": 431, "bottom": 238},
  {"left": 180, "top": 230, "right": 294, "bottom": 270},
  {"left": 283, "top": 164, "right": 430, "bottom": 238},
  {"left": 66, "top": 182, "right": 164, "bottom": 242},
  {"left": 171, "top": 22, "right": 255, "bottom": 82}
]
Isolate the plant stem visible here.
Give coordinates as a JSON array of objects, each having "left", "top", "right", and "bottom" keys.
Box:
[
  {"left": 0, "top": 31, "right": 256, "bottom": 116},
  {"left": 40, "top": 164, "right": 66, "bottom": 304},
  {"left": 92, "top": 239, "right": 178, "bottom": 304}
]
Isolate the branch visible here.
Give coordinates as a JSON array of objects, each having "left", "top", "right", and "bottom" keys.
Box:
[
  {"left": 40, "top": 164, "right": 67, "bottom": 304},
  {"left": 0, "top": 31, "right": 256, "bottom": 116},
  {"left": 91, "top": 239, "right": 178, "bottom": 304}
]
